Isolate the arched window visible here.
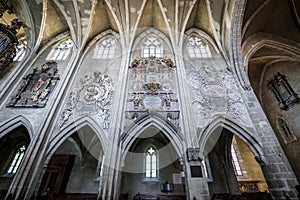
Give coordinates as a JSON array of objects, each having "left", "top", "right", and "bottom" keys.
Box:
[
  {"left": 7, "top": 145, "right": 26, "bottom": 174},
  {"left": 93, "top": 37, "right": 116, "bottom": 59},
  {"left": 231, "top": 137, "right": 246, "bottom": 177},
  {"left": 142, "top": 37, "right": 162, "bottom": 58},
  {"left": 145, "top": 146, "right": 157, "bottom": 178},
  {"left": 13, "top": 41, "right": 27, "bottom": 61},
  {"left": 186, "top": 36, "right": 212, "bottom": 58},
  {"left": 46, "top": 38, "right": 73, "bottom": 61}
]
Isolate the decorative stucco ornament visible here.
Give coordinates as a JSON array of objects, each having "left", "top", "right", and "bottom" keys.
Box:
[{"left": 57, "top": 71, "right": 113, "bottom": 129}]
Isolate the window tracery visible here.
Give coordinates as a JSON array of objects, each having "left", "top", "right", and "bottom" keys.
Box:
[
  {"left": 186, "top": 36, "right": 212, "bottom": 58},
  {"left": 93, "top": 37, "right": 116, "bottom": 59},
  {"left": 46, "top": 38, "right": 73, "bottom": 61},
  {"left": 142, "top": 37, "right": 163, "bottom": 58}
]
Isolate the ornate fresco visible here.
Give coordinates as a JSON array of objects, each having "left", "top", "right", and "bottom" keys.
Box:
[
  {"left": 7, "top": 61, "right": 59, "bottom": 108},
  {"left": 57, "top": 71, "right": 113, "bottom": 129},
  {"left": 125, "top": 56, "right": 180, "bottom": 127}
]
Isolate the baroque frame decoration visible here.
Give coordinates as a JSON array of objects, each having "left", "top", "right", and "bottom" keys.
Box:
[{"left": 7, "top": 61, "right": 59, "bottom": 108}]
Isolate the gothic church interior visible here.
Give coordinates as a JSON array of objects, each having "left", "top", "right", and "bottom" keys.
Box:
[{"left": 0, "top": 0, "right": 299, "bottom": 199}]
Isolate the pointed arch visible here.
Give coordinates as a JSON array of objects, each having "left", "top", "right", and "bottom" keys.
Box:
[
  {"left": 48, "top": 116, "right": 108, "bottom": 163},
  {"left": 132, "top": 28, "right": 173, "bottom": 57},
  {"left": 0, "top": 115, "right": 33, "bottom": 140},
  {"left": 242, "top": 33, "right": 300, "bottom": 68},
  {"left": 199, "top": 116, "right": 263, "bottom": 158},
  {"left": 185, "top": 28, "right": 220, "bottom": 55},
  {"left": 33, "top": 31, "right": 72, "bottom": 62},
  {"left": 82, "top": 29, "right": 120, "bottom": 60},
  {"left": 120, "top": 113, "right": 184, "bottom": 165}
]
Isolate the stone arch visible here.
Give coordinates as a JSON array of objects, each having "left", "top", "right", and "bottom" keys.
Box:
[
  {"left": 242, "top": 33, "right": 300, "bottom": 70},
  {"left": 184, "top": 28, "right": 220, "bottom": 55},
  {"left": 34, "top": 31, "right": 72, "bottom": 60},
  {"left": 48, "top": 115, "right": 108, "bottom": 163},
  {"left": 119, "top": 113, "right": 186, "bottom": 200},
  {"left": 120, "top": 113, "right": 184, "bottom": 166},
  {"left": 37, "top": 116, "right": 106, "bottom": 197},
  {"left": 200, "top": 116, "right": 271, "bottom": 196},
  {"left": 199, "top": 116, "right": 263, "bottom": 158},
  {"left": 243, "top": 33, "right": 300, "bottom": 103},
  {"left": 0, "top": 115, "right": 34, "bottom": 140},
  {"left": 81, "top": 29, "right": 121, "bottom": 60},
  {"left": 0, "top": 116, "right": 32, "bottom": 197}
]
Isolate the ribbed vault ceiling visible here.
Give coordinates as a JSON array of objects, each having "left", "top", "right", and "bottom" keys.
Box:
[{"left": 2, "top": 0, "right": 300, "bottom": 59}]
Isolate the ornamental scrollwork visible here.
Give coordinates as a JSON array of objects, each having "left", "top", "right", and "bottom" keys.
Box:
[{"left": 57, "top": 71, "right": 113, "bottom": 129}]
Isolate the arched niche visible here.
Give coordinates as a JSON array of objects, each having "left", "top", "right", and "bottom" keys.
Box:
[
  {"left": 120, "top": 125, "right": 185, "bottom": 200},
  {"left": 0, "top": 125, "right": 30, "bottom": 197},
  {"left": 38, "top": 124, "right": 104, "bottom": 199}
]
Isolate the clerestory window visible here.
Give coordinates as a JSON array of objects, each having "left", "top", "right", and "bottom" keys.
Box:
[
  {"left": 187, "top": 36, "right": 212, "bottom": 58},
  {"left": 46, "top": 38, "right": 73, "bottom": 61},
  {"left": 7, "top": 145, "right": 26, "bottom": 174},
  {"left": 93, "top": 37, "right": 116, "bottom": 59},
  {"left": 145, "top": 146, "right": 157, "bottom": 178},
  {"left": 142, "top": 37, "right": 162, "bottom": 58}
]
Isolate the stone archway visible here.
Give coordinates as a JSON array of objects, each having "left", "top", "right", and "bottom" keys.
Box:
[
  {"left": 205, "top": 128, "right": 271, "bottom": 199},
  {"left": 120, "top": 125, "right": 186, "bottom": 200}
]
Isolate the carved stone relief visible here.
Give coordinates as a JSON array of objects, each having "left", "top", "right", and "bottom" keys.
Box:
[
  {"left": 7, "top": 61, "right": 59, "bottom": 108},
  {"left": 57, "top": 71, "right": 113, "bottom": 129}
]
